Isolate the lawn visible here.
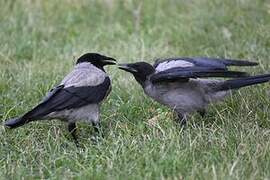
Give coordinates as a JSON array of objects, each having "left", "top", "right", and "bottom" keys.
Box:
[{"left": 1, "top": 0, "right": 270, "bottom": 179}]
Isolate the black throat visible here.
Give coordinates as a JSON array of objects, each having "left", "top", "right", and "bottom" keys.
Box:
[
  {"left": 94, "top": 64, "right": 106, "bottom": 72},
  {"left": 133, "top": 74, "right": 150, "bottom": 88}
]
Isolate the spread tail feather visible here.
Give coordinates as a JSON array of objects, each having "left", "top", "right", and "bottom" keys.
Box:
[
  {"left": 4, "top": 117, "right": 28, "bottom": 129},
  {"left": 217, "top": 74, "right": 270, "bottom": 91}
]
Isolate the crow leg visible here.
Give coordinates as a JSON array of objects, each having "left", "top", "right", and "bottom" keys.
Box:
[
  {"left": 92, "top": 122, "right": 101, "bottom": 134},
  {"left": 68, "top": 122, "right": 79, "bottom": 146},
  {"left": 198, "top": 109, "right": 206, "bottom": 118},
  {"left": 91, "top": 121, "right": 103, "bottom": 143},
  {"left": 177, "top": 113, "right": 188, "bottom": 127}
]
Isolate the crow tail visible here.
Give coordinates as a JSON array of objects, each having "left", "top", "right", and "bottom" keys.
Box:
[
  {"left": 217, "top": 74, "right": 270, "bottom": 91},
  {"left": 222, "top": 59, "right": 258, "bottom": 66},
  {"left": 4, "top": 117, "right": 29, "bottom": 129}
]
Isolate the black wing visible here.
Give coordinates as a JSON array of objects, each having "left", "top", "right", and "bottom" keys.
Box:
[
  {"left": 153, "top": 57, "right": 258, "bottom": 70},
  {"left": 22, "top": 77, "right": 111, "bottom": 120},
  {"left": 150, "top": 66, "right": 248, "bottom": 83}
]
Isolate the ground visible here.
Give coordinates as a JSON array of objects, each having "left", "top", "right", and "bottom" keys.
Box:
[{"left": 0, "top": 0, "right": 270, "bottom": 179}]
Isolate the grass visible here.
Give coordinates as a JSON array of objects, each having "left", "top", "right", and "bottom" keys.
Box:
[{"left": 0, "top": 0, "right": 270, "bottom": 179}]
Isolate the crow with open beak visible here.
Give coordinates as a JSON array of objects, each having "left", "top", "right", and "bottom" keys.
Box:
[
  {"left": 5, "top": 53, "right": 116, "bottom": 144},
  {"left": 118, "top": 57, "right": 270, "bottom": 126}
]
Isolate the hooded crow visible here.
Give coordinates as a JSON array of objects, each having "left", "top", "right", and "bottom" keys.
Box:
[
  {"left": 5, "top": 53, "right": 116, "bottom": 144},
  {"left": 118, "top": 57, "right": 270, "bottom": 126}
]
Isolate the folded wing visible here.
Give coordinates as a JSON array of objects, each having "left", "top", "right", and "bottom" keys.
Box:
[
  {"left": 22, "top": 77, "right": 111, "bottom": 120},
  {"left": 154, "top": 57, "right": 258, "bottom": 72},
  {"left": 150, "top": 67, "right": 248, "bottom": 83}
]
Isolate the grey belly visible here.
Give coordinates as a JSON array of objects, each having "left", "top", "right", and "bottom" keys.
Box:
[
  {"left": 145, "top": 80, "right": 227, "bottom": 114},
  {"left": 45, "top": 104, "right": 100, "bottom": 123},
  {"left": 157, "top": 88, "right": 207, "bottom": 113}
]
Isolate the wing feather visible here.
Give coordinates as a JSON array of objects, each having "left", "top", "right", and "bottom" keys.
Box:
[
  {"left": 154, "top": 57, "right": 258, "bottom": 72},
  {"left": 150, "top": 67, "right": 248, "bottom": 83},
  {"left": 21, "top": 64, "right": 111, "bottom": 120}
]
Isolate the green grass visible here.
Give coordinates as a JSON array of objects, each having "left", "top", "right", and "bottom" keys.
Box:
[{"left": 1, "top": 0, "right": 270, "bottom": 179}]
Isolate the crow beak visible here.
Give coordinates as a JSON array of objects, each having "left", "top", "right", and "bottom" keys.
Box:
[
  {"left": 103, "top": 57, "right": 117, "bottom": 65},
  {"left": 118, "top": 64, "right": 138, "bottom": 73}
]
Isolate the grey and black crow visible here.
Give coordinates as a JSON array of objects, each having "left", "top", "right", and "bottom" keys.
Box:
[
  {"left": 5, "top": 53, "right": 116, "bottom": 144},
  {"left": 118, "top": 57, "right": 270, "bottom": 126}
]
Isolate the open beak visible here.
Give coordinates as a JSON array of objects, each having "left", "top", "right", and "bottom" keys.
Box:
[
  {"left": 103, "top": 57, "right": 117, "bottom": 65},
  {"left": 118, "top": 64, "right": 138, "bottom": 73}
]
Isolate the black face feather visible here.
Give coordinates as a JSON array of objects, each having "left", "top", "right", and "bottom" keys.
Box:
[
  {"left": 76, "top": 53, "right": 116, "bottom": 70},
  {"left": 118, "top": 62, "right": 155, "bottom": 86}
]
